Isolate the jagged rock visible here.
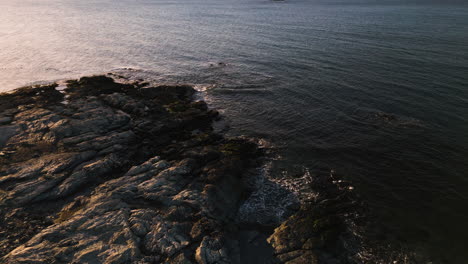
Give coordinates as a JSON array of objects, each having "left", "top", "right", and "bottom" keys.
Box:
[
  {"left": 195, "top": 237, "right": 231, "bottom": 264},
  {"left": 0, "top": 75, "right": 267, "bottom": 263},
  {"left": 266, "top": 172, "right": 369, "bottom": 264}
]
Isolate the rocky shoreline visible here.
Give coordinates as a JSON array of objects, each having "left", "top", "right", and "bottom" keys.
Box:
[{"left": 0, "top": 75, "right": 402, "bottom": 264}]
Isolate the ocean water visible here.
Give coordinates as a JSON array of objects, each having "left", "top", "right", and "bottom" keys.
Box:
[{"left": 1, "top": 0, "right": 468, "bottom": 262}]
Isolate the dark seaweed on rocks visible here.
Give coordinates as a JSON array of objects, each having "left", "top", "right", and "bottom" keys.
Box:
[{"left": 0, "top": 83, "right": 63, "bottom": 112}]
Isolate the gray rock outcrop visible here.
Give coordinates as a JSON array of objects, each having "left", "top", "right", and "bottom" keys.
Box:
[{"left": 0, "top": 76, "right": 264, "bottom": 263}]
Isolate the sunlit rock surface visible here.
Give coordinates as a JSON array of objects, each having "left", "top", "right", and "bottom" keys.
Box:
[{"left": 0, "top": 76, "right": 267, "bottom": 263}]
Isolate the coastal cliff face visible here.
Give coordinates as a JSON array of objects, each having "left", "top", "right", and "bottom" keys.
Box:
[{"left": 0, "top": 75, "right": 364, "bottom": 264}]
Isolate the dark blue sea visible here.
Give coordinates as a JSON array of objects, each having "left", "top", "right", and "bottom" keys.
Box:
[{"left": 1, "top": 0, "right": 467, "bottom": 262}]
